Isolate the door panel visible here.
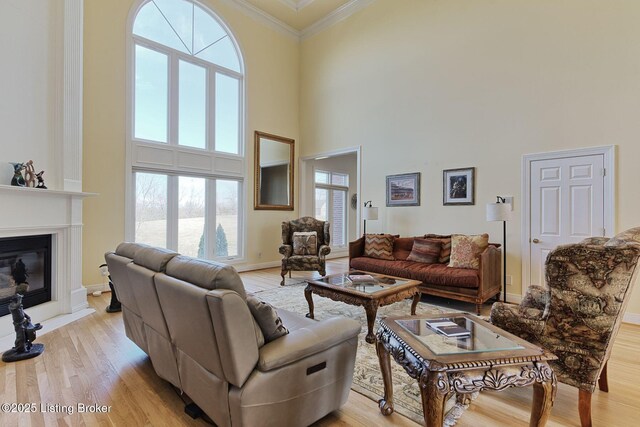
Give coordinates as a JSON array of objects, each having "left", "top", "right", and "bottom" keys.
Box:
[{"left": 529, "top": 154, "right": 604, "bottom": 287}]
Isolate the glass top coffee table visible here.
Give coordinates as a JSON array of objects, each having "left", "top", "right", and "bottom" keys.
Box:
[
  {"left": 376, "top": 313, "right": 557, "bottom": 426},
  {"left": 305, "top": 271, "right": 421, "bottom": 344}
]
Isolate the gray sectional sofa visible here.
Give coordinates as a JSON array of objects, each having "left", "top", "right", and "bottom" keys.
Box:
[{"left": 105, "top": 242, "right": 360, "bottom": 427}]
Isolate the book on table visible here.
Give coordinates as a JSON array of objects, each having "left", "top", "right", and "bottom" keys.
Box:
[
  {"left": 347, "top": 274, "right": 376, "bottom": 283},
  {"left": 426, "top": 319, "right": 471, "bottom": 337}
]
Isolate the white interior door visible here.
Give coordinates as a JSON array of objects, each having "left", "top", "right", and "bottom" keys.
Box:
[{"left": 529, "top": 154, "right": 605, "bottom": 287}]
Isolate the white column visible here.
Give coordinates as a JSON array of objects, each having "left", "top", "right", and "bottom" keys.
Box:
[{"left": 63, "top": 0, "right": 83, "bottom": 192}]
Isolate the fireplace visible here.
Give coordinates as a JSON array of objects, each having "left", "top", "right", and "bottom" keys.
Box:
[{"left": 0, "top": 235, "right": 52, "bottom": 317}]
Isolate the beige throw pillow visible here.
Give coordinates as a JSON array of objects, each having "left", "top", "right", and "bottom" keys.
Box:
[
  {"left": 292, "top": 231, "right": 318, "bottom": 255},
  {"left": 363, "top": 234, "right": 395, "bottom": 260},
  {"left": 246, "top": 296, "right": 289, "bottom": 343},
  {"left": 448, "top": 234, "right": 489, "bottom": 269}
]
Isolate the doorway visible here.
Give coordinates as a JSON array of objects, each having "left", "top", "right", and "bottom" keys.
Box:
[
  {"left": 521, "top": 146, "right": 615, "bottom": 292},
  {"left": 300, "top": 148, "right": 361, "bottom": 254}
]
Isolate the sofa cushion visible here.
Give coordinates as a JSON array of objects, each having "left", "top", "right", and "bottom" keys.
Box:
[
  {"left": 350, "top": 257, "right": 479, "bottom": 288},
  {"left": 363, "top": 234, "right": 395, "bottom": 260},
  {"left": 165, "top": 255, "right": 247, "bottom": 299},
  {"left": 448, "top": 234, "right": 489, "bottom": 269},
  {"left": 116, "top": 242, "right": 149, "bottom": 259},
  {"left": 425, "top": 234, "right": 452, "bottom": 263},
  {"left": 392, "top": 237, "right": 417, "bottom": 261},
  {"left": 133, "top": 246, "right": 178, "bottom": 272},
  {"left": 292, "top": 231, "right": 318, "bottom": 255},
  {"left": 406, "top": 238, "right": 442, "bottom": 263},
  {"left": 247, "top": 296, "right": 289, "bottom": 343}
]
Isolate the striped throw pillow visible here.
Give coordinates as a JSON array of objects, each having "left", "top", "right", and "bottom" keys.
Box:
[
  {"left": 407, "top": 238, "right": 442, "bottom": 263},
  {"left": 363, "top": 234, "right": 395, "bottom": 260},
  {"left": 425, "top": 234, "right": 452, "bottom": 263}
]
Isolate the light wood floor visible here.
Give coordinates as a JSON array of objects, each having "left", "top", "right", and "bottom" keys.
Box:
[{"left": 0, "top": 258, "right": 638, "bottom": 426}]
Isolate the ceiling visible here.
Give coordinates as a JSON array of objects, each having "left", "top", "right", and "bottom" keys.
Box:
[{"left": 235, "top": 0, "right": 360, "bottom": 33}]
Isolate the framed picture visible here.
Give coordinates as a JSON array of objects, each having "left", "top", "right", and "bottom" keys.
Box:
[
  {"left": 386, "top": 173, "right": 420, "bottom": 206},
  {"left": 443, "top": 167, "right": 475, "bottom": 205}
]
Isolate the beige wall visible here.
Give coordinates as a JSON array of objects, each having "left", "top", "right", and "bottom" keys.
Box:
[
  {"left": 300, "top": 0, "right": 640, "bottom": 315},
  {"left": 83, "top": 0, "right": 300, "bottom": 285},
  {"left": 0, "top": 0, "right": 61, "bottom": 188}
]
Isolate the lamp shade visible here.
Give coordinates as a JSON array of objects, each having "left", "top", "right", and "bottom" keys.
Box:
[
  {"left": 486, "top": 203, "right": 512, "bottom": 222},
  {"left": 363, "top": 206, "right": 379, "bottom": 221}
]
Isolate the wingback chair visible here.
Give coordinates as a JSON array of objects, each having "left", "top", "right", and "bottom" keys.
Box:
[
  {"left": 490, "top": 227, "right": 640, "bottom": 427},
  {"left": 279, "top": 217, "right": 331, "bottom": 286}
]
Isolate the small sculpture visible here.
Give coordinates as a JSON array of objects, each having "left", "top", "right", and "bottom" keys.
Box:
[
  {"left": 9, "top": 162, "right": 26, "bottom": 186},
  {"left": 100, "top": 263, "right": 122, "bottom": 313},
  {"left": 23, "top": 160, "right": 36, "bottom": 187},
  {"left": 35, "top": 171, "right": 47, "bottom": 189},
  {"left": 1, "top": 293, "right": 44, "bottom": 362}
]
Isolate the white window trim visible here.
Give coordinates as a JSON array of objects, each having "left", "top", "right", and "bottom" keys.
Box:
[
  {"left": 314, "top": 169, "right": 349, "bottom": 248},
  {"left": 125, "top": 0, "right": 246, "bottom": 262}
]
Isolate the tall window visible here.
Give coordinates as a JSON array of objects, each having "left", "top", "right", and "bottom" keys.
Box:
[
  {"left": 315, "top": 170, "right": 349, "bottom": 248},
  {"left": 129, "top": 0, "right": 244, "bottom": 261}
]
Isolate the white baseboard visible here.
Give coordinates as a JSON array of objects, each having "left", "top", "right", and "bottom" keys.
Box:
[
  {"left": 234, "top": 260, "right": 280, "bottom": 272},
  {"left": 84, "top": 283, "right": 110, "bottom": 294},
  {"left": 624, "top": 312, "right": 640, "bottom": 325}
]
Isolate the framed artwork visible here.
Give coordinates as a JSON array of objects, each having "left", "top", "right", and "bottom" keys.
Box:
[
  {"left": 386, "top": 173, "right": 420, "bottom": 206},
  {"left": 443, "top": 167, "right": 475, "bottom": 205}
]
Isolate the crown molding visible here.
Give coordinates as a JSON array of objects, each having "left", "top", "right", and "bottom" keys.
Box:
[
  {"left": 300, "top": 0, "right": 376, "bottom": 39},
  {"left": 279, "top": 0, "right": 315, "bottom": 11},
  {"left": 223, "top": 0, "right": 376, "bottom": 40},
  {"left": 220, "top": 0, "right": 300, "bottom": 39}
]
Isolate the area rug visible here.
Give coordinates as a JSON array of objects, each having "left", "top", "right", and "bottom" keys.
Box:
[{"left": 253, "top": 284, "right": 473, "bottom": 426}]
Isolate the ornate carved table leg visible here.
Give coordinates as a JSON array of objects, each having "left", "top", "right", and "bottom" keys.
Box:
[
  {"left": 364, "top": 301, "right": 380, "bottom": 344},
  {"left": 304, "top": 285, "right": 315, "bottom": 319},
  {"left": 530, "top": 364, "right": 557, "bottom": 427},
  {"left": 411, "top": 291, "right": 421, "bottom": 315},
  {"left": 376, "top": 336, "right": 394, "bottom": 416},
  {"left": 421, "top": 370, "right": 449, "bottom": 427}
]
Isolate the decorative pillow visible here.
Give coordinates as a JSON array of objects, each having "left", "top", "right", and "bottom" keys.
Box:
[
  {"left": 292, "top": 231, "right": 318, "bottom": 255},
  {"left": 407, "top": 238, "right": 442, "bottom": 263},
  {"left": 425, "top": 234, "right": 452, "bottom": 263},
  {"left": 448, "top": 234, "right": 489, "bottom": 269},
  {"left": 363, "top": 234, "right": 395, "bottom": 260},
  {"left": 246, "top": 296, "right": 289, "bottom": 343}
]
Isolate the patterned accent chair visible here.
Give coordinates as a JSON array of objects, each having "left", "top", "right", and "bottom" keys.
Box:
[
  {"left": 490, "top": 227, "right": 640, "bottom": 427},
  {"left": 279, "top": 217, "right": 331, "bottom": 286}
]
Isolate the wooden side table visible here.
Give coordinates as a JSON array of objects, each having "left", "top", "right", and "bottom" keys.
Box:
[{"left": 376, "top": 314, "right": 557, "bottom": 427}]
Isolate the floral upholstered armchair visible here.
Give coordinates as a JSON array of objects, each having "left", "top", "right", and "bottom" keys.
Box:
[
  {"left": 279, "top": 217, "right": 331, "bottom": 286},
  {"left": 490, "top": 227, "right": 640, "bottom": 427}
]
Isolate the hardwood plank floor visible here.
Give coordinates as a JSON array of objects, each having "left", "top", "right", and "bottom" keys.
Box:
[{"left": 0, "top": 257, "right": 638, "bottom": 426}]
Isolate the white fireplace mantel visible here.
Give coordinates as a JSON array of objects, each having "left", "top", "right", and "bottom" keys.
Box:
[{"left": 0, "top": 185, "right": 96, "bottom": 345}]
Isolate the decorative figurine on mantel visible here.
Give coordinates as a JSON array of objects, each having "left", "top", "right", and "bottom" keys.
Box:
[
  {"left": 1, "top": 292, "right": 44, "bottom": 362},
  {"left": 9, "top": 162, "right": 26, "bottom": 186},
  {"left": 35, "top": 171, "right": 47, "bottom": 189},
  {"left": 23, "top": 160, "right": 36, "bottom": 187}
]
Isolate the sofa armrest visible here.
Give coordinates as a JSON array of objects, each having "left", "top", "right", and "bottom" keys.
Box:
[
  {"left": 349, "top": 237, "right": 365, "bottom": 262},
  {"left": 478, "top": 244, "right": 501, "bottom": 296},
  {"left": 257, "top": 317, "right": 360, "bottom": 372},
  {"left": 279, "top": 244, "right": 292, "bottom": 258}
]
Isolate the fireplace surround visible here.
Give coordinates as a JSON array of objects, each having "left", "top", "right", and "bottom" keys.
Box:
[{"left": 0, "top": 235, "right": 52, "bottom": 317}]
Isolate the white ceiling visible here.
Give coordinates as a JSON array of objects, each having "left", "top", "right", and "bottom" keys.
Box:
[{"left": 228, "top": 0, "right": 375, "bottom": 37}]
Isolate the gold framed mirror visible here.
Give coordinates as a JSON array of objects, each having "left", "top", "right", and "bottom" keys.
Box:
[{"left": 254, "top": 131, "right": 294, "bottom": 210}]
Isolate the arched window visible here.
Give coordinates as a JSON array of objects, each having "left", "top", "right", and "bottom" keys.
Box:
[{"left": 128, "top": 0, "right": 244, "bottom": 261}]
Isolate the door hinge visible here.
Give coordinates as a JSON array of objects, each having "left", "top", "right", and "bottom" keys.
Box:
[
  {"left": 602, "top": 227, "right": 606, "bottom": 237},
  {"left": 601, "top": 168, "right": 606, "bottom": 177}
]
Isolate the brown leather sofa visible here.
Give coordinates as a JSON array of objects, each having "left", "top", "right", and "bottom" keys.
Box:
[
  {"left": 349, "top": 235, "right": 501, "bottom": 314},
  {"left": 106, "top": 243, "right": 360, "bottom": 427}
]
